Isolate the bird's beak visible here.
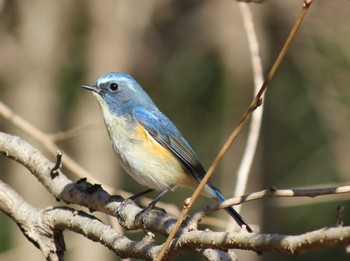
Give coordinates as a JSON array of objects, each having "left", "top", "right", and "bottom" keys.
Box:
[{"left": 80, "top": 84, "right": 100, "bottom": 93}]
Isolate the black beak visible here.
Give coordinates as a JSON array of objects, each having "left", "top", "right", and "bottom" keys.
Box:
[{"left": 81, "top": 84, "right": 100, "bottom": 93}]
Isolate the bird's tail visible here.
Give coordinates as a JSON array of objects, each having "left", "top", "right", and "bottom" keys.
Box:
[{"left": 212, "top": 187, "right": 253, "bottom": 233}]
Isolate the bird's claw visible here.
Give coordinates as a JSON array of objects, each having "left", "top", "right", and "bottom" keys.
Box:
[{"left": 136, "top": 203, "right": 166, "bottom": 232}]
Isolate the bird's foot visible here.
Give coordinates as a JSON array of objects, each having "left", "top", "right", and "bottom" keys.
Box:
[
  {"left": 116, "top": 198, "right": 136, "bottom": 219},
  {"left": 136, "top": 202, "right": 166, "bottom": 232}
]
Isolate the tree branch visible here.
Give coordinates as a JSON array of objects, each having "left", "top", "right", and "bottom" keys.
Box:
[
  {"left": 0, "top": 132, "right": 232, "bottom": 259},
  {"left": 196, "top": 185, "right": 350, "bottom": 221},
  {"left": 0, "top": 178, "right": 162, "bottom": 260},
  {"left": 2, "top": 173, "right": 350, "bottom": 259},
  {"left": 233, "top": 0, "right": 265, "bottom": 213},
  {"left": 0, "top": 132, "right": 179, "bottom": 236},
  {"left": 0, "top": 180, "right": 65, "bottom": 261},
  {"left": 1, "top": 132, "right": 350, "bottom": 260},
  {"left": 0, "top": 101, "right": 97, "bottom": 185},
  {"left": 172, "top": 226, "right": 350, "bottom": 255},
  {"left": 0, "top": 100, "right": 180, "bottom": 217}
]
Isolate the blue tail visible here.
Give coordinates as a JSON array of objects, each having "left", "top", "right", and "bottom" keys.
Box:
[{"left": 213, "top": 188, "right": 253, "bottom": 232}]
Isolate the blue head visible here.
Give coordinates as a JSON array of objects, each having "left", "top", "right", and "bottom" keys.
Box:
[{"left": 81, "top": 72, "right": 156, "bottom": 115}]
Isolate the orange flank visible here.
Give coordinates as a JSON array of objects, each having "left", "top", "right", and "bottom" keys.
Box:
[
  {"left": 134, "top": 120, "right": 194, "bottom": 188},
  {"left": 135, "top": 120, "right": 173, "bottom": 162}
]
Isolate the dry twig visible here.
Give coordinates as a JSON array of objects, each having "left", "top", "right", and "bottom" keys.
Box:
[
  {"left": 233, "top": 0, "right": 265, "bottom": 215},
  {"left": 195, "top": 185, "right": 350, "bottom": 221},
  {"left": 157, "top": 1, "right": 314, "bottom": 259}
]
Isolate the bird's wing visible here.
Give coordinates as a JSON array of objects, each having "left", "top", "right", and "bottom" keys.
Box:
[
  {"left": 133, "top": 107, "right": 208, "bottom": 183},
  {"left": 134, "top": 108, "right": 253, "bottom": 232}
]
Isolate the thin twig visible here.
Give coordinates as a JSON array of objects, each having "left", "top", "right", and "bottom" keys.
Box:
[
  {"left": 0, "top": 101, "right": 100, "bottom": 186},
  {"left": 50, "top": 151, "right": 62, "bottom": 178},
  {"left": 195, "top": 185, "right": 350, "bottom": 220},
  {"left": 170, "top": 226, "right": 350, "bottom": 254},
  {"left": 233, "top": 1, "right": 264, "bottom": 214},
  {"left": 49, "top": 123, "right": 97, "bottom": 142},
  {"left": 156, "top": 1, "right": 313, "bottom": 260}
]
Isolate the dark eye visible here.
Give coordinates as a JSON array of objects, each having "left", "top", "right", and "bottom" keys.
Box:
[{"left": 109, "top": 83, "right": 119, "bottom": 92}]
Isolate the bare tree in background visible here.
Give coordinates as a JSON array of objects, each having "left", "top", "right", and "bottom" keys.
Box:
[{"left": 1, "top": 0, "right": 350, "bottom": 260}]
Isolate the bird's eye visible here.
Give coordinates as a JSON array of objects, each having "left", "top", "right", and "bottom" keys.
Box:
[{"left": 109, "top": 83, "right": 119, "bottom": 92}]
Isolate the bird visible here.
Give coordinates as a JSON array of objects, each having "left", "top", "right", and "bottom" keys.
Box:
[{"left": 81, "top": 72, "right": 252, "bottom": 232}]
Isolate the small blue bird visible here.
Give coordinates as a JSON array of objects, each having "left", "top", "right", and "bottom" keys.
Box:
[{"left": 81, "top": 72, "right": 252, "bottom": 232}]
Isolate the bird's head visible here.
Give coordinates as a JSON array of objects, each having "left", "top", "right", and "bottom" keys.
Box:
[{"left": 81, "top": 72, "right": 154, "bottom": 115}]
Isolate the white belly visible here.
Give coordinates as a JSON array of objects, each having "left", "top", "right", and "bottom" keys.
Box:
[{"left": 110, "top": 123, "right": 190, "bottom": 190}]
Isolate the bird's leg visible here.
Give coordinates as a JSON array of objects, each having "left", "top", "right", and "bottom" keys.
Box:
[
  {"left": 147, "top": 186, "right": 173, "bottom": 209},
  {"left": 117, "top": 189, "right": 155, "bottom": 218},
  {"left": 136, "top": 186, "right": 174, "bottom": 231},
  {"left": 128, "top": 188, "right": 155, "bottom": 201}
]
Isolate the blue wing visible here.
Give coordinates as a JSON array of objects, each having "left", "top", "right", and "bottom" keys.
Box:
[{"left": 133, "top": 106, "right": 207, "bottom": 183}]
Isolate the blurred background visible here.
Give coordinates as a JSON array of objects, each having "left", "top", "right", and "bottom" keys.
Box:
[{"left": 1, "top": 0, "right": 350, "bottom": 260}]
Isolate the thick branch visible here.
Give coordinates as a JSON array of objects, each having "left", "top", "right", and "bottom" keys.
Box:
[
  {"left": 0, "top": 132, "right": 180, "bottom": 236},
  {"left": 0, "top": 132, "right": 231, "bottom": 259},
  {"left": 0, "top": 178, "right": 160, "bottom": 260},
  {"left": 0, "top": 180, "right": 65, "bottom": 261},
  {"left": 0, "top": 176, "right": 235, "bottom": 260},
  {"left": 2, "top": 174, "right": 350, "bottom": 260},
  {"left": 1, "top": 132, "right": 350, "bottom": 259}
]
